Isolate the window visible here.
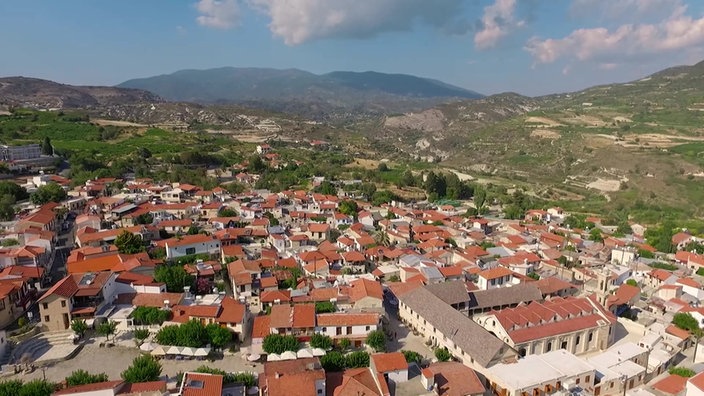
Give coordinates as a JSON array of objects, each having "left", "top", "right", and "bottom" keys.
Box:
[
  {"left": 42, "top": 303, "right": 48, "bottom": 310},
  {"left": 0, "top": 299, "right": 4, "bottom": 311},
  {"left": 576, "top": 335, "right": 580, "bottom": 345},
  {"left": 588, "top": 332, "right": 594, "bottom": 342},
  {"left": 44, "top": 315, "right": 50, "bottom": 322},
  {"left": 317, "top": 390, "right": 323, "bottom": 395},
  {"left": 586, "top": 375, "right": 591, "bottom": 383},
  {"left": 61, "top": 301, "right": 66, "bottom": 308},
  {"left": 576, "top": 378, "right": 580, "bottom": 384},
  {"left": 366, "top": 326, "right": 370, "bottom": 331},
  {"left": 561, "top": 341, "right": 568, "bottom": 349},
  {"left": 546, "top": 342, "right": 552, "bottom": 352}
]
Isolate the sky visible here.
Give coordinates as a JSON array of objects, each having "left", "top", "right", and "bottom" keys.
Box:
[{"left": 2, "top": 0, "right": 704, "bottom": 96}]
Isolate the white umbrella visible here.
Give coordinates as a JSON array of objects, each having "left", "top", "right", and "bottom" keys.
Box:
[
  {"left": 140, "top": 342, "right": 158, "bottom": 352},
  {"left": 180, "top": 347, "right": 198, "bottom": 356},
  {"left": 166, "top": 346, "right": 184, "bottom": 355},
  {"left": 195, "top": 348, "right": 210, "bottom": 357},
  {"left": 297, "top": 349, "right": 314, "bottom": 358},
  {"left": 280, "top": 351, "right": 297, "bottom": 360},
  {"left": 267, "top": 353, "right": 281, "bottom": 361},
  {"left": 247, "top": 353, "right": 261, "bottom": 362},
  {"left": 311, "top": 348, "right": 326, "bottom": 357},
  {"left": 151, "top": 346, "right": 166, "bottom": 356}
]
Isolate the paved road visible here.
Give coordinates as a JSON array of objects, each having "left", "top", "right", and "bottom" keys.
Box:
[{"left": 47, "top": 214, "right": 76, "bottom": 285}]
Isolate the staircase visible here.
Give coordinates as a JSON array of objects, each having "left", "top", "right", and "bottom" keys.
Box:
[{"left": 9, "top": 331, "right": 78, "bottom": 366}]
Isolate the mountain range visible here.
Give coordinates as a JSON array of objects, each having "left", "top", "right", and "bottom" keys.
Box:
[{"left": 117, "top": 67, "right": 483, "bottom": 118}]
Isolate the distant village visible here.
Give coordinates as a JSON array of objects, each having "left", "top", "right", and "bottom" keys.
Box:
[{"left": 0, "top": 141, "right": 703, "bottom": 396}]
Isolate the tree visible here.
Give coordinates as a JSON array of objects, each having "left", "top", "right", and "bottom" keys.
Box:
[
  {"left": 320, "top": 351, "right": 346, "bottom": 372},
  {"left": 134, "top": 213, "right": 153, "bottom": 225},
  {"left": 0, "top": 380, "right": 23, "bottom": 396},
  {"left": 626, "top": 279, "right": 638, "bottom": 287},
  {"left": 387, "top": 275, "right": 400, "bottom": 283},
  {"left": 365, "top": 330, "right": 386, "bottom": 352},
  {"left": 248, "top": 155, "right": 267, "bottom": 173},
  {"left": 219, "top": 207, "right": 238, "bottom": 217},
  {"left": 205, "top": 323, "right": 232, "bottom": 349},
  {"left": 310, "top": 333, "right": 333, "bottom": 350},
  {"left": 589, "top": 228, "right": 604, "bottom": 243},
  {"left": 345, "top": 351, "right": 370, "bottom": 368},
  {"left": 316, "top": 181, "right": 336, "bottom": 195},
  {"left": 669, "top": 366, "right": 696, "bottom": 377},
  {"left": 673, "top": 313, "right": 699, "bottom": 332},
  {"left": 374, "top": 230, "right": 390, "bottom": 247},
  {"left": 17, "top": 380, "right": 55, "bottom": 396},
  {"left": 0, "top": 195, "right": 15, "bottom": 221},
  {"left": 133, "top": 329, "right": 150, "bottom": 344},
  {"left": 65, "top": 370, "right": 109, "bottom": 386},
  {"left": 42, "top": 136, "right": 53, "bottom": 155},
  {"left": 263, "top": 334, "right": 299, "bottom": 354},
  {"left": 315, "top": 301, "right": 336, "bottom": 313},
  {"left": 474, "top": 187, "right": 487, "bottom": 209},
  {"left": 371, "top": 190, "right": 397, "bottom": 206},
  {"left": 338, "top": 338, "right": 351, "bottom": 351},
  {"left": 693, "top": 327, "right": 704, "bottom": 363},
  {"left": 71, "top": 319, "right": 88, "bottom": 338},
  {"left": 115, "top": 230, "right": 145, "bottom": 254},
  {"left": 0, "top": 238, "right": 18, "bottom": 247},
  {"left": 338, "top": 200, "right": 359, "bottom": 217},
  {"left": 121, "top": 355, "right": 162, "bottom": 383},
  {"left": 97, "top": 320, "right": 117, "bottom": 342},
  {"left": 377, "top": 162, "right": 389, "bottom": 172},
  {"left": 402, "top": 350, "right": 423, "bottom": 364},
  {"left": 132, "top": 306, "right": 170, "bottom": 326},
  {"left": 400, "top": 170, "right": 416, "bottom": 187},
  {"left": 435, "top": 347, "right": 452, "bottom": 362},
  {"left": 30, "top": 182, "right": 67, "bottom": 204},
  {"left": 0, "top": 181, "right": 29, "bottom": 201},
  {"left": 154, "top": 265, "right": 194, "bottom": 293}
]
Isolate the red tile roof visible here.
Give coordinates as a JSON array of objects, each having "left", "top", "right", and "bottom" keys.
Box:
[
  {"left": 182, "top": 372, "right": 223, "bottom": 396},
  {"left": 489, "top": 296, "right": 616, "bottom": 344},
  {"left": 371, "top": 352, "right": 407, "bottom": 373},
  {"left": 652, "top": 374, "right": 688, "bottom": 395},
  {"left": 348, "top": 278, "right": 383, "bottom": 302}
]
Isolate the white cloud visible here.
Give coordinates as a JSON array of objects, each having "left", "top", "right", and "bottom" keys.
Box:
[
  {"left": 474, "top": 0, "right": 524, "bottom": 50},
  {"left": 246, "top": 0, "right": 465, "bottom": 45},
  {"left": 196, "top": 0, "right": 240, "bottom": 30},
  {"left": 525, "top": 5, "right": 704, "bottom": 65}
]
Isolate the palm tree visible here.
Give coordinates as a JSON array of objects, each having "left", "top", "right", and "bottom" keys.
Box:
[{"left": 374, "top": 230, "right": 390, "bottom": 247}]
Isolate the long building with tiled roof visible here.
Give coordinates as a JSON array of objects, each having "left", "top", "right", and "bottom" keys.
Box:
[{"left": 473, "top": 295, "right": 617, "bottom": 357}]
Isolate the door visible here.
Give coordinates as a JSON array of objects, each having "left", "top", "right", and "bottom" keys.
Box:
[{"left": 62, "top": 313, "right": 70, "bottom": 330}]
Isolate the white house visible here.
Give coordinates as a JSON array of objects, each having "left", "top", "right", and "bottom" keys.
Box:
[
  {"left": 370, "top": 352, "right": 409, "bottom": 383},
  {"left": 315, "top": 312, "right": 379, "bottom": 347},
  {"left": 164, "top": 234, "right": 221, "bottom": 259},
  {"left": 687, "top": 372, "right": 704, "bottom": 396},
  {"left": 486, "top": 350, "right": 596, "bottom": 396}
]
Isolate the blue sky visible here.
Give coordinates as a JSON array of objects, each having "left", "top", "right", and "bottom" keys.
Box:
[{"left": 2, "top": 0, "right": 704, "bottom": 96}]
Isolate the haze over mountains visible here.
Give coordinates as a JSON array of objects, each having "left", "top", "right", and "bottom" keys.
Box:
[{"left": 117, "top": 67, "right": 483, "bottom": 118}]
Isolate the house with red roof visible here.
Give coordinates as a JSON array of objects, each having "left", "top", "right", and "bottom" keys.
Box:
[
  {"left": 269, "top": 304, "right": 316, "bottom": 340},
  {"left": 37, "top": 271, "right": 119, "bottom": 331},
  {"left": 164, "top": 234, "right": 221, "bottom": 260},
  {"left": 474, "top": 295, "right": 617, "bottom": 357},
  {"left": 347, "top": 278, "right": 383, "bottom": 311},
  {"left": 171, "top": 295, "right": 250, "bottom": 339},
  {"left": 370, "top": 352, "right": 409, "bottom": 383}
]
